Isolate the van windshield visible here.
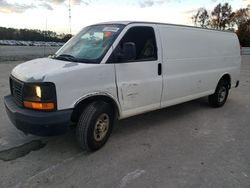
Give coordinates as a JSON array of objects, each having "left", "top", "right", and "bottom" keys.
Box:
[{"left": 54, "top": 24, "right": 124, "bottom": 64}]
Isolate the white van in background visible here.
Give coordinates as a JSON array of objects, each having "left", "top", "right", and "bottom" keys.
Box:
[{"left": 4, "top": 21, "right": 241, "bottom": 151}]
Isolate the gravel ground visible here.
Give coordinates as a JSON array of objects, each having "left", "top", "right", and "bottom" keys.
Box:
[{"left": 0, "top": 54, "right": 249, "bottom": 188}]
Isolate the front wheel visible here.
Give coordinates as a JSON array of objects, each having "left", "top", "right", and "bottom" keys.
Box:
[
  {"left": 208, "top": 80, "right": 229, "bottom": 107},
  {"left": 76, "top": 101, "right": 114, "bottom": 151}
]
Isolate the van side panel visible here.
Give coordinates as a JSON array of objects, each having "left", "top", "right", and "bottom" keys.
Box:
[{"left": 159, "top": 25, "right": 241, "bottom": 107}]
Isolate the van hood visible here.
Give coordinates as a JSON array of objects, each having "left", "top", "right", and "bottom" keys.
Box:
[{"left": 11, "top": 58, "right": 93, "bottom": 82}]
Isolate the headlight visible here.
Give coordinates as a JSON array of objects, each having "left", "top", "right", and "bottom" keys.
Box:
[{"left": 23, "top": 83, "right": 57, "bottom": 111}]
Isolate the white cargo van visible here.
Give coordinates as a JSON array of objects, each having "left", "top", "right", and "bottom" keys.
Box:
[{"left": 4, "top": 21, "right": 241, "bottom": 151}]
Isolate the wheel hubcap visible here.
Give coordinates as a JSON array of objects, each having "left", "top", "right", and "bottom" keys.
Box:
[
  {"left": 218, "top": 86, "right": 227, "bottom": 103},
  {"left": 94, "top": 113, "right": 110, "bottom": 141}
]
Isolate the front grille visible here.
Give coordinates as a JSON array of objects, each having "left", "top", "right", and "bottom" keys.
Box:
[{"left": 10, "top": 77, "right": 24, "bottom": 106}]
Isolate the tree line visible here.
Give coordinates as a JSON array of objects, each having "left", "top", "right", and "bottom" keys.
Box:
[
  {"left": 192, "top": 3, "right": 250, "bottom": 46},
  {"left": 0, "top": 27, "right": 72, "bottom": 42}
]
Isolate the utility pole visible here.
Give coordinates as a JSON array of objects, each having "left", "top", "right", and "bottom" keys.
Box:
[
  {"left": 69, "top": 0, "right": 72, "bottom": 35},
  {"left": 43, "top": 17, "right": 47, "bottom": 57}
]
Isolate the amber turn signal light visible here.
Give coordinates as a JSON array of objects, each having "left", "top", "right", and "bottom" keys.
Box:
[{"left": 24, "top": 101, "right": 55, "bottom": 110}]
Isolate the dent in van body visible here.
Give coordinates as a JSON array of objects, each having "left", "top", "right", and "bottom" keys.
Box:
[{"left": 119, "top": 83, "right": 140, "bottom": 109}]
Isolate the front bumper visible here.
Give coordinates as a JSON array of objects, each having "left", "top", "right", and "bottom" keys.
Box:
[{"left": 4, "top": 95, "right": 73, "bottom": 136}]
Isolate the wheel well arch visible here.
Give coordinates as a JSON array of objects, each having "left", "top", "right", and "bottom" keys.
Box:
[
  {"left": 218, "top": 73, "right": 231, "bottom": 89},
  {"left": 71, "top": 94, "right": 121, "bottom": 123}
]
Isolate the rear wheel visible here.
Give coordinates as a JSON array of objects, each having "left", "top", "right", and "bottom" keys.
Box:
[
  {"left": 208, "top": 80, "right": 229, "bottom": 107},
  {"left": 76, "top": 101, "right": 114, "bottom": 151}
]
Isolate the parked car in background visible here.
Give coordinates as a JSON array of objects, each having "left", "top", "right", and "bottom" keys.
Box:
[{"left": 0, "top": 40, "right": 64, "bottom": 47}]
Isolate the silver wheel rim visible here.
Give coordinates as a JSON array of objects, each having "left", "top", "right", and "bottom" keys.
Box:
[
  {"left": 94, "top": 113, "right": 110, "bottom": 142},
  {"left": 218, "top": 86, "right": 227, "bottom": 103}
]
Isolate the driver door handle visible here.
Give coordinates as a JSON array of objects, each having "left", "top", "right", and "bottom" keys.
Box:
[{"left": 158, "top": 63, "right": 162, "bottom": 76}]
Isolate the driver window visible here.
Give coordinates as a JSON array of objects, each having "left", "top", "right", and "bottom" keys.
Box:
[{"left": 107, "top": 26, "right": 157, "bottom": 63}]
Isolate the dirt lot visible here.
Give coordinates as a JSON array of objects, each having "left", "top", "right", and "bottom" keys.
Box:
[{"left": 0, "top": 54, "right": 249, "bottom": 188}]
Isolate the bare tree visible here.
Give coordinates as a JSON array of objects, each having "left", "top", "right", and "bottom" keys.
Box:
[
  {"left": 210, "top": 3, "right": 233, "bottom": 30},
  {"left": 231, "top": 8, "right": 250, "bottom": 27},
  {"left": 192, "top": 2, "right": 250, "bottom": 46},
  {"left": 192, "top": 8, "right": 209, "bottom": 28},
  {"left": 237, "top": 20, "right": 250, "bottom": 46}
]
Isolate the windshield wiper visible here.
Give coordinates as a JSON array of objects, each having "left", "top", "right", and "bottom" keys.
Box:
[
  {"left": 52, "top": 54, "right": 97, "bottom": 64},
  {"left": 54, "top": 54, "right": 78, "bottom": 62}
]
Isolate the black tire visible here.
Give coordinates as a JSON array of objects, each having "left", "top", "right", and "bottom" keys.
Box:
[
  {"left": 208, "top": 80, "right": 229, "bottom": 107},
  {"left": 76, "top": 101, "right": 114, "bottom": 151}
]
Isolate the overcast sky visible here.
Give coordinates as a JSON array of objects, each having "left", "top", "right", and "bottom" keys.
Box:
[{"left": 0, "top": 0, "right": 249, "bottom": 34}]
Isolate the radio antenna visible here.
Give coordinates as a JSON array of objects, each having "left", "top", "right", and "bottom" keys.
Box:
[{"left": 68, "top": 0, "right": 72, "bottom": 34}]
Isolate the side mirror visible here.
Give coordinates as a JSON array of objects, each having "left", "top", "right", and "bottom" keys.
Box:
[{"left": 121, "top": 42, "right": 136, "bottom": 62}]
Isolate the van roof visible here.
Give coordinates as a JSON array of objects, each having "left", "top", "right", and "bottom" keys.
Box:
[{"left": 95, "top": 21, "right": 234, "bottom": 34}]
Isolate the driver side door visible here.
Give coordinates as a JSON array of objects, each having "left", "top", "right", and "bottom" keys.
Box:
[{"left": 107, "top": 25, "right": 163, "bottom": 118}]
